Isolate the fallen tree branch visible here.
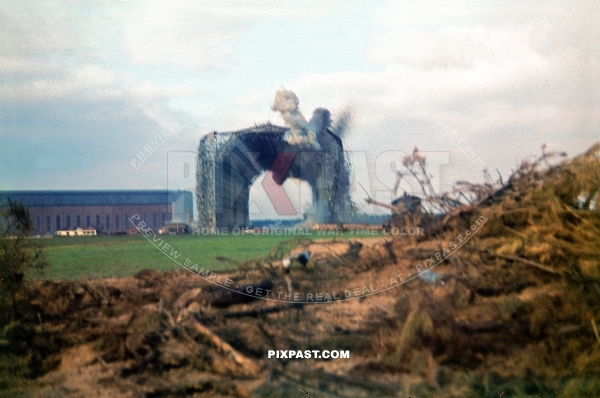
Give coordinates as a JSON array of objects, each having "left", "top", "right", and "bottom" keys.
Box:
[
  {"left": 493, "top": 253, "right": 561, "bottom": 276},
  {"left": 223, "top": 304, "right": 299, "bottom": 319},
  {"left": 471, "top": 248, "right": 561, "bottom": 276},
  {"left": 457, "top": 322, "right": 506, "bottom": 332},
  {"left": 364, "top": 197, "right": 396, "bottom": 212},
  {"left": 592, "top": 318, "right": 600, "bottom": 344},
  {"left": 283, "top": 368, "right": 402, "bottom": 395},
  {"left": 189, "top": 319, "right": 261, "bottom": 374}
]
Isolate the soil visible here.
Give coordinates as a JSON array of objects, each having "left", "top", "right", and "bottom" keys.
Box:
[{"left": 2, "top": 143, "right": 600, "bottom": 397}]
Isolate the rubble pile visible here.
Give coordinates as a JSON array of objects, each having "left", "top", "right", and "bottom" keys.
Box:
[{"left": 1, "top": 144, "right": 599, "bottom": 397}]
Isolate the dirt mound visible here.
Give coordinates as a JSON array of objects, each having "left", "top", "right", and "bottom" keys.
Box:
[{"left": 2, "top": 143, "right": 600, "bottom": 397}]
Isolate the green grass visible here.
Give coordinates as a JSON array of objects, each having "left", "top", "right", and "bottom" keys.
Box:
[
  {"left": 36, "top": 234, "right": 288, "bottom": 280},
  {"left": 34, "top": 231, "right": 384, "bottom": 280}
]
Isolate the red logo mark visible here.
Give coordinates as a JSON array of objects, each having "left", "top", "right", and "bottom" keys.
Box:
[{"left": 261, "top": 152, "right": 297, "bottom": 215}]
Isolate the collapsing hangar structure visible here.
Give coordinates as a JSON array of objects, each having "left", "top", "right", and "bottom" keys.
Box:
[{"left": 196, "top": 98, "right": 352, "bottom": 231}]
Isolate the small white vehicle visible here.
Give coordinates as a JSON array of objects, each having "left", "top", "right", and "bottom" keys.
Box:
[{"left": 55, "top": 228, "right": 97, "bottom": 237}]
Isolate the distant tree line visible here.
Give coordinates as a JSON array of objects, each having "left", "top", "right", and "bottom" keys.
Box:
[{"left": 0, "top": 200, "right": 49, "bottom": 326}]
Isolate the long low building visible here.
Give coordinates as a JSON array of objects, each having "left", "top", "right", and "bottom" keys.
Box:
[{"left": 0, "top": 190, "right": 193, "bottom": 235}]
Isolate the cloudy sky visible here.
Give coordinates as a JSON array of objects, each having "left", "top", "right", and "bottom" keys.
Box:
[{"left": 1, "top": 0, "right": 598, "bottom": 218}]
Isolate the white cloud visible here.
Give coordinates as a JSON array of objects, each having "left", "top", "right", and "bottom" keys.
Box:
[
  {"left": 1, "top": 0, "right": 598, "bottom": 197},
  {"left": 16, "top": 65, "right": 119, "bottom": 100},
  {"left": 249, "top": 0, "right": 598, "bottom": 191},
  {"left": 122, "top": 0, "right": 335, "bottom": 69},
  {"left": 0, "top": 1, "right": 75, "bottom": 54},
  {"left": 368, "top": 25, "right": 546, "bottom": 73}
]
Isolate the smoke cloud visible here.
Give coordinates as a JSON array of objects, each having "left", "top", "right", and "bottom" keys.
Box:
[
  {"left": 331, "top": 106, "right": 353, "bottom": 139},
  {"left": 271, "top": 89, "right": 307, "bottom": 132},
  {"left": 272, "top": 89, "right": 323, "bottom": 149},
  {"left": 268, "top": 89, "right": 353, "bottom": 225}
]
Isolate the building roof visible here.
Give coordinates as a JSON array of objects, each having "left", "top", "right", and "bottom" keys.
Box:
[
  {"left": 0, "top": 190, "right": 192, "bottom": 207},
  {"left": 217, "top": 122, "right": 288, "bottom": 136}
]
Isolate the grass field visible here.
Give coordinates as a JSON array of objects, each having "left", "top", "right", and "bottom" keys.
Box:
[{"left": 35, "top": 231, "right": 383, "bottom": 280}]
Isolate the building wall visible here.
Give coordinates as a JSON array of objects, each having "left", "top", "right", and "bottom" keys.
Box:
[{"left": 28, "top": 204, "right": 172, "bottom": 234}]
